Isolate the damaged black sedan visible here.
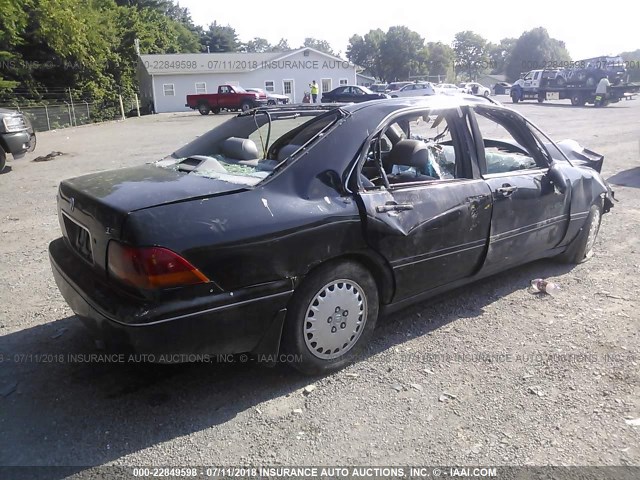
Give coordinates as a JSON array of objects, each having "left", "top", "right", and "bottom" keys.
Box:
[{"left": 49, "top": 97, "right": 614, "bottom": 374}]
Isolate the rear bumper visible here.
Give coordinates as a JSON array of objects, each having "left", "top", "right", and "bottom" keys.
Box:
[{"left": 49, "top": 237, "right": 292, "bottom": 357}]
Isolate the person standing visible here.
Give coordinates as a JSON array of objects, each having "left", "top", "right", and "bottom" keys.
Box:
[
  {"left": 309, "top": 80, "right": 319, "bottom": 103},
  {"left": 595, "top": 76, "right": 610, "bottom": 100}
]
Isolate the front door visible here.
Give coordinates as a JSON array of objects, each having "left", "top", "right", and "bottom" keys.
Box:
[
  {"left": 283, "top": 80, "right": 294, "bottom": 102},
  {"left": 470, "top": 105, "right": 570, "bottom": 270},
  {"left": 356, "top": 107, "right": 493, "bottom": 301}
]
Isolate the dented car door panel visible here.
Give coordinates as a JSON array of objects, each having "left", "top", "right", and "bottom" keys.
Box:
[
  {"left": 482, "top": 168, "right": 569, "bottom": 267},
  {"left": 360, "top": 179, "right": 492, "bottom": 301}
]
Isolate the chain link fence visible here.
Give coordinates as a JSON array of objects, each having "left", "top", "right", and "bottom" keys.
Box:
[{"left": 0, "top": 92, "right": 144, "bottom": 132}]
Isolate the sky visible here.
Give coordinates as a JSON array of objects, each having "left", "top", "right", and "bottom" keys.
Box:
[{"left": 178, "top": 0, "right": 639, "bottom": 60}]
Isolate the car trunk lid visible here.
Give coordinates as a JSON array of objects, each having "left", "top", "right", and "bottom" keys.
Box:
[{"left": 57, "top": 164, "right": 247, "bottom": 273}]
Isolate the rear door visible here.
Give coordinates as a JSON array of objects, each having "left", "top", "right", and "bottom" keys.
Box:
[
  {"left": 469, "top": 105, "right": 570, "bottom": 270},
  {"left": 356, "top": 106, "right": 493, "bottom": 301}
]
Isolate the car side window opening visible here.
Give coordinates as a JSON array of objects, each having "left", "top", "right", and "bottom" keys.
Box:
[
  {"left": 473, "top": 108, "right": 545, "bottom": 175},
  {"left": 359, "top": 109, "right": 471, "bottom": 189}
]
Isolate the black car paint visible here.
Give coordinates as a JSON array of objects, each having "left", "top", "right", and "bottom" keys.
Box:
[
  {"left": 49, "top": 97, "right": 613, "bottom": 359},
  {"left": 321, "top": 86, "right": 387, "bottom": 103}
]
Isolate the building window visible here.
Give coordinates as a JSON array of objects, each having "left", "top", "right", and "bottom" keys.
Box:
[
  {"left": 321, "top": 78, "right": 332, "bottom": 93},
  {"left": 195, "top": 82, "right": 206, "bottom": 94},
  {"left": 283, "top": 80, "right": 293, "bottom": 95},
  {"left": 339, "top": 78, "right": 348, "bottom": 86},
  {"left": 265, "top": 81, "right": 275, "bottom": 93},
  {"left": 163, "top": 84, "right": 175, "bottom": 96}
]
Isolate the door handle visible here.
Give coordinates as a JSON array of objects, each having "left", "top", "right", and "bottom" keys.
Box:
[
  {"left": 495, "top": 185, "right": 517, "bottom": 198},
  {"left": 376, "top": 203, "right": 414, "bottom": 213}
]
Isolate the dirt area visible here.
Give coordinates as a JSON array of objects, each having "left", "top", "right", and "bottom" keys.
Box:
[{"left": 0, "top": 100, "right": 639, "bottom": 472}]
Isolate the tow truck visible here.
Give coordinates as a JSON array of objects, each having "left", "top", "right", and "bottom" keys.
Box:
[{"left": 510, "top": 68, "right": 639, "bottom": 106}]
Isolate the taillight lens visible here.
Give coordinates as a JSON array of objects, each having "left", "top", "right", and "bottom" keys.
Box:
[{"left": 107, "top": 242, "right": 209, "bottom": 290}]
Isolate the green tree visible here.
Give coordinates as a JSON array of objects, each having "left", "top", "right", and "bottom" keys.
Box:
[
  {"left": 346, "top": 29, "right": 385, "bottom": 79},
  {"left": 426, "top": 42, "right": 454, "bottom": 80},
  {"left": 619, "top": 49, "right": 640, "bottom": 83},
  {"left": 201, "top": 22, "right": 241, "bottom": 52},
  {"left": 452, "top": 31, "right": 488, "bottom": 81},
  {"left": 379, "top": 26, "right": 426, "bottom": 81},
  {"left": 505, "top": 27, "right": 571, "bottom": 82},
  {"left": 267, "top": 38, "right": 291, "bottom": 52},
  {"left": 487, "top": 38, "right": 516, "bottom": 75},
  {"left": 302, "top": 38, "right": 335, "bottom": 55},
  {"left": 243, "top": 37, "right": 271, "bottom": 53},
  {"left": 0, "top": 0, "right": 29, "bottom": 91}
]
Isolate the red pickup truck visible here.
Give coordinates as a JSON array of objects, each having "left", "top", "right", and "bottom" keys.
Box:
[{"left": 186, "top": 85, "right": 268, "bottom": 115}]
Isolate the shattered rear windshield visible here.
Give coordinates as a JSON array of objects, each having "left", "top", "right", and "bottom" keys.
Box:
[{"left": 156, "top": 109, "right": 344, "bottom": 186}]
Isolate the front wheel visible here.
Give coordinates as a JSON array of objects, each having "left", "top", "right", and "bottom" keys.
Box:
[
  {"left": 556, "top": 203, "right": 602, "bottom": 264},
  {"left": 0, "top": 149, "right": 6, "bottom": 173},
  {"left": 282, "top": 261, "right": 379, "bottom": 375},
  {"left": 484, "top": 90, "right": 490, "bottom": 97}
]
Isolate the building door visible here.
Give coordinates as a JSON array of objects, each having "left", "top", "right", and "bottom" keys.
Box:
[{"left": 283, "top": 80, "right": 294, "bottom": 102}]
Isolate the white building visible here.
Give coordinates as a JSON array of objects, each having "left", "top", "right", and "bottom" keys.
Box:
[{"left": 136, "top": 48, "right": 358, "bottom": 113}]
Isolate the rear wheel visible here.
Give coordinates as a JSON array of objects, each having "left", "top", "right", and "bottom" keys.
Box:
[
  {"left": 484, "top": 90, "right": 490, "bottom": 97},
  {"left": 570, "top": 93, "right": 585, "bottom": 106},
  {"left": 556, "top": 203, "right": 602, "bottom": 264},
  {"left": 282, "top": 261, "right": 379, "bottom": 375},
  {"left": 197, "top": 103, "right": 210, "bottom": 115},
  {"left": 240, "top": 101, "right": 252, "bottom": 112}
]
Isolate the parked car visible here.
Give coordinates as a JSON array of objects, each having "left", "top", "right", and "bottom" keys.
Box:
[
  {"left": 246, "top": 88, "right": 289, "bottom": 106},
  {"left": 434, "top": 83, "right": 464, "bottom": 95},
  {"left": 463, "top": 82, "right": 491, "bottom": 97},
  {"left": 0, "top": 108, "right": 36, "bottom": 173},
  {"left": 368, "top": 84, "right": 388, "bottom": 93},
  {"left": 321, "top": 85, "right": 388, "bottom": 103},
  {"left": 385, "top": 81, "right": 412, "bottom": 93},
  {"left": 388, "top": 82, "right": 436, "bottom": 97},
  {"left": 49, "top": 97, "right": 614, "bottom": 375}
]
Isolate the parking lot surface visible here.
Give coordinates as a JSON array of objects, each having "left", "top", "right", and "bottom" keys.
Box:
[{"left": 1, "top": 100, "right": 639, "bottom": 470}]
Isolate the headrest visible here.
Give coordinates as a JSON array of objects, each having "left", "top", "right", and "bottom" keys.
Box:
[
  {"left": 221, "top": 137, "right": 259, "bottom": 160},
  {"left": 386, "top": 139, "right": 430, "bottom": 171}
]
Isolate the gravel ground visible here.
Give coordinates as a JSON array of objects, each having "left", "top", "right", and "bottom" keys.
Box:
[{"left": 0, "top": 99, "right": 639, "bottom": 472}]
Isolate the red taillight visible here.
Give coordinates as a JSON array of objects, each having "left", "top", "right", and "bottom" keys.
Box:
[{"left": 107, "top": 242, "right": 209, "bottom": 290}]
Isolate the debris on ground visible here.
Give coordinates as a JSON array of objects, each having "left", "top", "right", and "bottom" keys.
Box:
[
  {"left": 32, "top": 151, "right": 64, "bottom": 162},
  {"left": 530, "top": 279, "right": 560, "bottom": 296},
  {"left": 302, "top": 384, "right": 316, "bottom": 396}
]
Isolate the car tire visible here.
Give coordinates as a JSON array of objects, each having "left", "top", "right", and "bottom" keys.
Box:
[
  {"left": 511, "top": 91, "right": 520, "bottom": 103},
  {"left": 212, "top": 107, "right": 221, "bottom": 114},
  {"left": 556, "top": 203, "right": 603, "bottom": 264},
  {"left": 484, "top": 90, "right": 490, "bottom": 97},
  {"left": 198, "top": 103, "right": 210, "bottom": 115},
  {"left": 570, "top": 93, "right": 585, "bottom": 106},
  {"left": 27, "top": 132, "right": 37, "bottom": 152},
  {"left": 267, "top": 100, "right": 276, "bottom": 106},
  {"left": 282, "top": 260, "right": 379, "bottom": 375},
  {"left": 0, "top": 148, "right": 6, "bottom": 173},
  {"left": 240, "top": 101, "right": 252, "bottom": 112}
]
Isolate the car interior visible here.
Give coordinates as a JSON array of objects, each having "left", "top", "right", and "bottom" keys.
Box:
[{"left": 358, "top": 109, "right": 462, "bottom": 188}]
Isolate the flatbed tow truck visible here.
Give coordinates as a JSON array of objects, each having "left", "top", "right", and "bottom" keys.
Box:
[{"left": 510, "top": 69, "right": 640, "bottom": 106}]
